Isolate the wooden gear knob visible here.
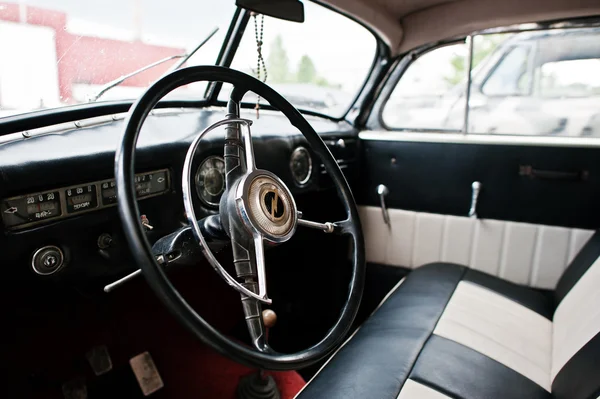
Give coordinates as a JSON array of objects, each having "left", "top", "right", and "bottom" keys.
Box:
[{"left": 262, "top": 309, "right": 277, "bottom": 329}]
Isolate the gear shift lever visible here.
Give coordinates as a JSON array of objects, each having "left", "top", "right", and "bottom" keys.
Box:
[
  {"left": 262, "top": 309, "right": 277, "bottom": 332},
  {"left": 236, "top": 310, "right": 281, "bottom": 399}
]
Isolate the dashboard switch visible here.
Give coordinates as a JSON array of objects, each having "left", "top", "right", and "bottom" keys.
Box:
[
  {"left": 97, "top": 233, "right": 113, "bottom": 249},
  {"left": 31, "top": 245, "right": 65, "bottom": 275},
  {"left": 141, "top": 215, "right": 153, "bottom": 231}
]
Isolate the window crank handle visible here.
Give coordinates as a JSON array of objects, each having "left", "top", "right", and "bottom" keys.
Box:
[
  {"left": 469, "top": 181, "right": 481, "bottom": 218},
  {"left": 377, "top": 184, "right": 390, "bottom": 226}
]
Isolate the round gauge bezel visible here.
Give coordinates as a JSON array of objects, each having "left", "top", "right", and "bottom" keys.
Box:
[
  {"left": 195, "top": 155, "right": 225, "bottom": 207},
  {"left": 289, "top": 146, "right": 312, "bottom": 186}
]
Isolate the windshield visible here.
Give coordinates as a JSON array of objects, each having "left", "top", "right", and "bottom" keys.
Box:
[
  {"left": 0, "top": 1, "right": 376, "bottom": 119},
  {"left": 0, "top": 0, "right": 234, "bottom": 117},
  {"left": 224, "top": 1, "right": 377, "bottom": 117}
]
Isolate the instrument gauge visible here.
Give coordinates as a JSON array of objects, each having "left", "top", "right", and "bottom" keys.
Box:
[
  {"left": 290, "top": 147, "right": 312, "bottom": 186},
  {"left": 195, "top": 156, "right": 226, "bottom": 207}
]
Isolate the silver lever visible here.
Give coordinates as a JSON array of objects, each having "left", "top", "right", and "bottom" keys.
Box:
[
  {"left": 103, "top": 255, "right": 165, "bottom": 293},
  {"left": 469, "top": 181, "right": 481, "bottom": 218},
  {"left": 376, "top": 184, "right": 391, "bottom": 226}
]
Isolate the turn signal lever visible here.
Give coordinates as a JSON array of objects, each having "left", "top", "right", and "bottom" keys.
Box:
[
  {"left": 103, "top": 215, "right": 228, "bottom": 292},
  {"left": 152, "top": 214, "right": 228, "bottom": 265}
]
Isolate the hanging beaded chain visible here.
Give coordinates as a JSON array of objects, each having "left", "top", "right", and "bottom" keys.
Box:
[{"left": 252, "top": 12, "right": 267, "bottom": 119}]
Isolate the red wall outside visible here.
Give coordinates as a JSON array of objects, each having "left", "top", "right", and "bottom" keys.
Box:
[{"left": 0, "top": 2, "right": 184, "bottom": 103}]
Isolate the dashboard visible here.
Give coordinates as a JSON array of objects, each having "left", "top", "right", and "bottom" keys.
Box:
[
  {"left": 0, "top": 107, "right": 358, "bottom": 282},
  {"left": 1, "top": 169, "right": 170, "bottom": 230}
]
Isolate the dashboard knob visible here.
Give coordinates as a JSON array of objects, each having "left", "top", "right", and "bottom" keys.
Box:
[
  {"left": 97, "top": 233, "right": 113, "bottom": 249},
  {"left": 31, "top": 245, "right": 65, "bottom": 275}
]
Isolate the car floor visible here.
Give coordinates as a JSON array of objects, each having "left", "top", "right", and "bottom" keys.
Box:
[{"left": 3, "top": 263, "right": 305, "bottom": 399}]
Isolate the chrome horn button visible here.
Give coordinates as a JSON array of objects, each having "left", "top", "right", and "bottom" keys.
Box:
[{"left": 236, "top": 170, "right": 298, "bottom": 244}]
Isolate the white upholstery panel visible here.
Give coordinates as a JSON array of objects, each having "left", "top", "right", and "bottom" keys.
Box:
[
  {"left": 470, "top": 219, "right": 505, "bottom": 276},
  {"left": 552, "top": 257, "right": 600, "bottom": 382},
  {"left": 568, "top": 229, "right": 596, "bottom": 264},
  {"left": 531, "top": 226, "right": 571, "bottom": 289},
  {"left": 359, "top": 206, "right": 388, "bottom": 265},
  {"left": 396, "top": 379, "right": 451, "bottom": 399},
  {"left": 359, "top": 206, "right": 594, "bottom": 289},
  {"left": 387, "top": 209, "right": 416, "bottom": 268},
  {"left": 433, "top": 281, "right": 552, "bottom": 391},
  {"left": 441, "top": 215, "right": 474, "bottom": 265},
  {"left": 412, "top": 212, "right": 444, "bottom": 267},
  {"left": 499, "top": 222, "right": 537, "bottom": 285}
]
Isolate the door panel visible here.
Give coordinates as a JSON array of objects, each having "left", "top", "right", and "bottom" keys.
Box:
[
  {"left": 359, "top": 206, "right": 593, "bottom": 289},
  {"left": 359, "top": 136, "right": 600, "bottom": 229},
  {"left": 357, "top": 136, "right": 599, "bottom": 289}
]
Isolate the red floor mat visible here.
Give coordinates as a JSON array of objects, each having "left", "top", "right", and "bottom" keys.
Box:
[
  {"left": 153, "top": 342, "right": 305, "bottom": 399},
  {"left": 5, "top": 265, "right": 305, "bottom": 398}
]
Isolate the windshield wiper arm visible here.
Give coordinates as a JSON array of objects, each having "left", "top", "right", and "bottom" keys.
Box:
[
  {"left": 89, "top": 26, "right": 219, "bottom": 102},
  {"left": 162, "top": 27, "right": 219, "bottom": 75}
]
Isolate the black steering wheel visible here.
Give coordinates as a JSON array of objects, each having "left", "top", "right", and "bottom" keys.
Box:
[{"left": 115, "top": 65, "right": 365, "bottom": 370}]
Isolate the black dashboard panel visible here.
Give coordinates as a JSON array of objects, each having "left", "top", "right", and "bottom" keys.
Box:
[
  {"left": 1, "top": 169, "right": 169, "bottom": 230},
  {"left": 0, "top": 107, "right": 358, "bottom": 281}
]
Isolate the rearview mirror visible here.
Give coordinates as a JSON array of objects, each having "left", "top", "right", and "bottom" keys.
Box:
[{"left": 236, "top": 0, "right": 305, "bottom": 23}]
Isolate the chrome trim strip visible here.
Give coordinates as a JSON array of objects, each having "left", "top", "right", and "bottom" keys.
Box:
[
  {"left": 359, "top": 131, "right": 600, "bottom": 148},
  {"left": 0, "top": 108, "right": 199, "bottom": 146}
]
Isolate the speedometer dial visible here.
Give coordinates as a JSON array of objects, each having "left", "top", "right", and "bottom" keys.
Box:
[
  {"left": 290, "top": 147, "right": 312, "bottom": 186},
  {"left": 195, "top": 156, "right": 225, "bottom": 207}
]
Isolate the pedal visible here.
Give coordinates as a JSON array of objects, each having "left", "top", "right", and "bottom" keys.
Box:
[
  {"left": 86, "top": 345, "right": 113, "bottom": 376},
  {"left": 130, "top": 352, "right": 164, "bottom": 396}
]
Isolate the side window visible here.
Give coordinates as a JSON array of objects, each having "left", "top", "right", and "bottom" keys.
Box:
[
  {"left": 384, "top": 27, "right": 600, "bottom": 137},
  {"left": 382, "top": 43, "right": 467, "bottom": 130}
]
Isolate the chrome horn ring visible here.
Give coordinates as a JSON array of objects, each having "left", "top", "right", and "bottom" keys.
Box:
[{"left": 182, "top": 117, "right": 276, "bottom": 304}]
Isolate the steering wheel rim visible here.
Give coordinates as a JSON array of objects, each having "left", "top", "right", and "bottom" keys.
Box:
[{"left": 115, "top": 65, "right": 365, "bottom": 370}]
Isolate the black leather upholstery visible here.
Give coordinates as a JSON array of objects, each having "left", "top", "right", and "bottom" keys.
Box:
[
  {"left": 298, "top": 263, "right": 555, "bottom": 399},
  {"left": 552, "top": 332, "right": 600, "bottom": 399},
  {"left": 298, "top": 232, "right": 600, "bottom": 399},
  {"left": 554, "top": 230, "right": 600, "bottom": 306},
  {"left": 298, "top": 264, "right": 465, "bottom": 398},
  {"left": 410, "top": 336, "right": 550, "bottom": 399}
]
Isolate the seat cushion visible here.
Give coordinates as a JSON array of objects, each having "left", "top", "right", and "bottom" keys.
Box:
[
  {"left": 432, "top": 281, "right": 552, "bottom": 390},
  {"left": 296, "top": 263, "right": 553, "bottom": 399}
]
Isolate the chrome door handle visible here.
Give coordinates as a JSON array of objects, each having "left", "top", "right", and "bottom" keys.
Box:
[
  {"left": 376, "top": 184, "right": 390, "bottom": 226},
  {"left": 469, "top": 181, "right": 481, "bottom": 218}
]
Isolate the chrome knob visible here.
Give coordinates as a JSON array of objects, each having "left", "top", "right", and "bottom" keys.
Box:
[
  {"left": 43, "top": 255, "right": 57, "bottom": 268},
  {"left": 32, "top": 245, "right": 65, "bottom": 275}
]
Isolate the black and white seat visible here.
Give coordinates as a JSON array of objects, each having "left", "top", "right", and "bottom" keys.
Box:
[{"left": 296, "top": 231, "right": 600, "bottom": 399}]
